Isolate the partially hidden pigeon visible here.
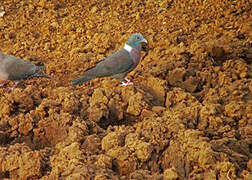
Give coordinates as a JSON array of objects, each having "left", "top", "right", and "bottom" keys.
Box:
[
  {"left": 0, "top": 52, "right": 53, "bottom": 90},
  {"left": 72, "top": 33, "right": 147, "bottom": 86}
]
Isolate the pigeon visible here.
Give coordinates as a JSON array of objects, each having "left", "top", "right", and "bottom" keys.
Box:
[
  {"left": 72, "top": 33, "right": 147, "bottom": 86},
  {"left": 0, "top": 52, "right": 53, "bottom": 90}
]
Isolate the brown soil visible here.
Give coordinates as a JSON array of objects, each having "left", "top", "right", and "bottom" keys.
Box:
[{"left": 0, "top": 0, "right": 252, "bottom": 179}]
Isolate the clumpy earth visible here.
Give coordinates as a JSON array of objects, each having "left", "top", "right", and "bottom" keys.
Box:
[{"left": 0, "top": 0, "right": 252, "bottom": 179}]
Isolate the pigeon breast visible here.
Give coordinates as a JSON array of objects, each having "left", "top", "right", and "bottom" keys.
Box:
[{"left": 129, "top": 48, "right": 141, "bottom": 69}]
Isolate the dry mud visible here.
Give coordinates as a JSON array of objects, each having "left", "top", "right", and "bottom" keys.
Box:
[{"left": 0, "top": 0, "right": 252, "bottom": 179}]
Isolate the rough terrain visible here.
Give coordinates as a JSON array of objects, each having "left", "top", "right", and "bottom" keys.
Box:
[{"left": 0, "top": 0, "right": 251, "bottom": 179}]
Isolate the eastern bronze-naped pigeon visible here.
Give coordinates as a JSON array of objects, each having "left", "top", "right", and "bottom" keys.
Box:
[
  {"left": 0, "top": 52, "right": 53, "bottom": 90},
  {"left": 72, "top": 33, "right": 147, "bottom": 86}
]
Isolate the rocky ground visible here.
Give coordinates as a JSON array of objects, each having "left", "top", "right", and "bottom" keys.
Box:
[{"left": 0, "top": 0, "right": 252, "bottom": 179}]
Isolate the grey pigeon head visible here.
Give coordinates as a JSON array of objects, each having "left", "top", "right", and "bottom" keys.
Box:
[{"left": 125, "top": 33, "right": 147, "bottom": 48}]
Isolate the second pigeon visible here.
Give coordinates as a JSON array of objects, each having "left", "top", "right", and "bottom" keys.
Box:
[{"left": 0, "top": 52, "right": 53, "bottom": 90}]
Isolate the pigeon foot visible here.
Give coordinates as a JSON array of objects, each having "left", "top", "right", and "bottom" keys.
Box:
[
  {"left": 0, "top": 82, "right": 6, "bottom": 87},
  {"left": 121, "top": 81, "right": 133, "bottom": 86},
  {"left": 121, "top": 78, "right": 133, "bottom": 86},
  {"left": 5, "top": 81, "right": 19, "bottom": 91},
  {"left": 124, "top": 78, "right": 131, "bottom": 82}
]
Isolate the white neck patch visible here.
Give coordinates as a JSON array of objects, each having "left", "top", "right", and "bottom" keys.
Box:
[{"left": 124, "top": 44, "right": 133, "bottom": 53}]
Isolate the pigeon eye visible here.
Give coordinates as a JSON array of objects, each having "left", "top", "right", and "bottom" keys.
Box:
[{"left": 136, "top": 36, "right": 140, "bottom": 40}]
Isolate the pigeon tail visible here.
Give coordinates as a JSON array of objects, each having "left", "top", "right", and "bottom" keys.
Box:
[
  {"left": 32, "top": 72, "right": 54, "bottom": 80},
  {"left": 72, "top": 66, "right": 99, "bottom": 85},
  {"left": 72, "top": 75, "right": 95, "bottom": 86}
]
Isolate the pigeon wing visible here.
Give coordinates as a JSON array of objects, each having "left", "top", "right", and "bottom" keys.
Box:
[{"left": 90, "top": 49, "right": 134, "bottom": 78}]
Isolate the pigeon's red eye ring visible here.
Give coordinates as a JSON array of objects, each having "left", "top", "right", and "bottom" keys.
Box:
[{"left": 136, "top": 36, "right": 140, "bottom": 40}]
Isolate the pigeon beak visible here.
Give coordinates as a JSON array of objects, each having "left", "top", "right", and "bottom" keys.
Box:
[{"left": 141, "top": 38, "right": 147, "bottom": 44}]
